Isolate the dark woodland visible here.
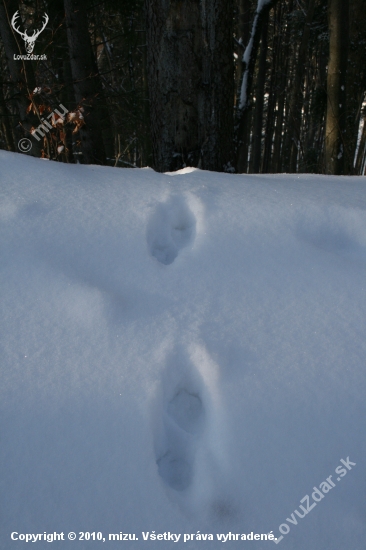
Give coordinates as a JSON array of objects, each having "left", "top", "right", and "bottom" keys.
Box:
[{"left": 0, "top": 0, "right": 365, "bottom": 175}]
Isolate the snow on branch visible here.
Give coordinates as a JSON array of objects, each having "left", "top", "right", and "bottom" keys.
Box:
[{"left": 238, "top": 0, "right": 280, "bottom": 112}]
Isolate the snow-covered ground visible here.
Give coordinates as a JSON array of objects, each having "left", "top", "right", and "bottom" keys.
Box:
[{"left": 1, "top": 151, "right": 365, "bottom": 549}]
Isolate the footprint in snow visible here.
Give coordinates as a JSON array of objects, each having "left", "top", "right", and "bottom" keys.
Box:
[
  {"left": 167, "top": 389, "right": 203, "bottom": 435},
  {"left": 157, "top": 388, "right": 204, "bottom": 491},
  {"left": 146, "top": 196, "right": 196, "bottom": 265},
  {"left": 154, "top": 351, "right": 205, "bottom": 492},
  {"left": 153, "top": 345, "right": 238, "bottom": 522}
]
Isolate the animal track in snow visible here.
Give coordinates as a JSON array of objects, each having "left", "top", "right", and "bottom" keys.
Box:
[
  {"left": 157, "top": 451, "right": 193, "bottom": 492},
  {"left": 156, "top": 387, "right": 204, "bottom": 492},
  {"left": 154, "top": 351, "right": 205, "bottom": 492},
  {"left": 167, "top": 389, "right": 203, "bottom": 434},
  {"left": 146, "top": 196, "right": 196, "bottom": 265},
  {"left": 154, "top": 344, "right": 236, "bottom": 521}
]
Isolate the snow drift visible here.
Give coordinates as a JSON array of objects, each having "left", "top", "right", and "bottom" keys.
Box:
[{"left": 0, "top": 151, "right": 365, "bottom": 548}]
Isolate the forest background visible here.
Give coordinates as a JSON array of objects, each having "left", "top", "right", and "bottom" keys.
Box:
[{"left": 0, "top": 0, "right": 365, "bottom": 176}]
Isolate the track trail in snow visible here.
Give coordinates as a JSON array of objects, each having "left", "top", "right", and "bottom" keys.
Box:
[
  {"left": 153, "top": 343, "right": 236, "bottom": 522},
  {"left": 146, "top": 193, "right": 236, "bottom": 521}
]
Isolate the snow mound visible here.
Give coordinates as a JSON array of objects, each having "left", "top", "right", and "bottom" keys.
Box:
[{"left": 0, "top": 152, "right": 365, "bottom": 549}]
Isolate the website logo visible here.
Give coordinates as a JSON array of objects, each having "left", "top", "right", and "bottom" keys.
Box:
[{"left": 11, "top": 11, "right": 48, "bottom": 54}]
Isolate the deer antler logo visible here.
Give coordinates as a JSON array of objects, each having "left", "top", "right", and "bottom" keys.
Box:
[{"left": 11, "top": 11, "right": 48, "bottom": 54}]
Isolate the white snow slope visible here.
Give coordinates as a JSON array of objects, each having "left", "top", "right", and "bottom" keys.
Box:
[{"left": 1, "top": 151, "right": 366, "bottom": 550}]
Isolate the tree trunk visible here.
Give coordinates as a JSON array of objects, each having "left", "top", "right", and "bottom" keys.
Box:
[
  {"left": 271, "top": 0, "right": 292, "bottom": 173},
  {"left": 288, "top": 0, "right": 316, "bottom": 172},
  {"left": 145, "top": 0, "right": 235, "bottom": 173},
  {"left": 344, "top": 0, "right": 366, "bottom": 174},
  {"left": 325, "top": 0, "right": 349, "bottom": 175},
  {"left": 235, "top": 0, "right": 252, "bottom": 99},
  {"left": 0, "top": 74, "right": 15, "bottom": 151},
  {"left": 64, "top": 0, "right": 109, "bottom": 165},
  {"left": 281, "top": 0, "right": 314, "bottom": 173},
  {"left": 236, "top": 0, "right": 280, "bottom": 173},
  {"left": 262, "top": 2, "right": 281, "bottom": 174},
  {"left": 140, "top": 5, "right": 152, "bottom": 168},
  {"left": 355, "top": 114, "right": 366, "bottom": 175},
  {"left": 250, "top": 11, "right": 269, "bottom": 173},
  {"left": 233, "top": 0, "right": 252, "bottom": 173}
]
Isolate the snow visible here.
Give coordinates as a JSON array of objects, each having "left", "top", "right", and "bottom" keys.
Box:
[
  {"left": 239, "top": 0, "right": 271, "bottom": 110},
  {"left": 239, "top": 0, "right": 276, "bottom": 111},
  {"left": 1, "top": 151, "right": 366, "bottom": 549},
  {"left": 257, "top": 0, "right": 273, "bottom": 8},
  {"left": 239, "top": 22, "right": 256, "bottom": 110}
]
